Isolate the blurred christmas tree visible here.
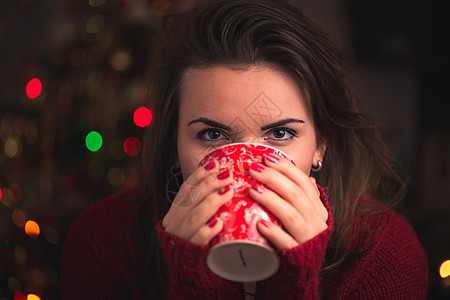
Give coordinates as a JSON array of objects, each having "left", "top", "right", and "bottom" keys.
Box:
[{"left": 0, "top": 0, "right": 175, "bottom": 298}]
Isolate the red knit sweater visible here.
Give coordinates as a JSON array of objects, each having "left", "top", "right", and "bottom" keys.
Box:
[{"left": 60, "top": 187, "right": 428, "bottom": 299}]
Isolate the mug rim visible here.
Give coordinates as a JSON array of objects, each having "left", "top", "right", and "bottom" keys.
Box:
[{"left": 199, "top": 142, "right": 292, "bottom": 165}]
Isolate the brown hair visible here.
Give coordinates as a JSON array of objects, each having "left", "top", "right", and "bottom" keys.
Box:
[{"left": 137, "top": 0, "right": 405, "bottom": 297}]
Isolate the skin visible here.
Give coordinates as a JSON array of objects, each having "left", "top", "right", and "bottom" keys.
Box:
[{"left": 162, "top": 65, "right": 328, "bottom": 249}]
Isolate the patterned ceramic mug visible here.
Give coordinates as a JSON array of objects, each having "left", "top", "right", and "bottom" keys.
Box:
[{"left": 198, "top": 143, "right": 296, "bottom": 282}]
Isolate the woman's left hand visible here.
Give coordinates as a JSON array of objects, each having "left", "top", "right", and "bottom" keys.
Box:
[{"left": 248, "top": 155, "right": 329, "bottom": 250}]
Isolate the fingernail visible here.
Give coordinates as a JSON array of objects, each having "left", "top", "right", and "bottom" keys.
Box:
[
  {"left": 250, "top": 163, "right": 265, "bottom": 173},
  {"left": 217, "top": 169, "right": 230, "bottom": 180},
  {"left": 251, "top": 183, "right": 263, "bottom": 194},
  {"left": 309, "top": 177, "right": 316, "bottom": 184},
  {"left": 208, "top": 218, "right": 218, "bottom": 228},
  {"left": 205, "top": 161, "right": 216, "bottom": 171},
  {"left": 260, "top": 219, "right": 270, "bottom": 228},
  {"left": 265, "top": 154, "right": 279, "bottom": 164},
  {"left": 218, "top": 185, "right": 230, "bottom": 195}
]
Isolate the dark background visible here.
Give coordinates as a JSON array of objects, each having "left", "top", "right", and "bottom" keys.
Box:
[{"left": 0, "top": 0, "right": 449, "bottom": 299}]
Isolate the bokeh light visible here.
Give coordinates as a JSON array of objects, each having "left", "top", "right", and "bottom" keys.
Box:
[
  {"left": 27, "top": 294, "right": 41, "bottom": 300},
  {"left": 85, "top": 131, "right": 103, "bottom": 152},
  {"left": 4, "top": 138, "right": 22, "bottom": 158},
  {"left": 111, "top": 51, "right": 132, "bottom": 72},
  {"left": 0, "top": 187, "right": 2, "bottom": 201},
  {"left": 8, "top": 277, "right": 21, "bottom": 293},
  {"left": 86, "top": 14, "right": 105, "bottom": 34},
  {"left": 124, "top": 137, "right": 141, "bottom": 157},
  {"left": 12, "top": 209, "right": 27, "bottom": 228},
  {"left": 133, "top": 106, "right": 152, "bottom": 127},
  {"left": 107, "top": 167, "right": 125, "bottom": 187},
  {"left": 14, "top": 293, "right": 27, "bottom": 300},
  {"left": 15, "top": 115, "right": 29, "bottom": 135},
  {"left": 24, "top": 220, "right": 40, "bottom": 239},
  {"left": 26, "top": 78, "right": 42, "bottom": 99},
  {"left": 9, "top": 183, "right": 23, "bottom": 203},
  {"left": 89, "top": 0, "right": 106, "bottom": 7},
  {"left": 1, "top": 188, "right": 14, "bottom": 208},
  {"left": 440, "top": 260, "right": 450, "bottom": 278}
]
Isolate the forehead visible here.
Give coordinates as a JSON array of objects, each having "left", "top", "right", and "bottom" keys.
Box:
[{"left": 179, "top": 65, "right": 312, "bottom": 122}]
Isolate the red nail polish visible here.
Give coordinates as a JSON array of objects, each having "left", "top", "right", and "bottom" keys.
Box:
[
  {"left": 265, "top": 154, "right": 279, "bottom": 164},
  {"left": 260, "top": 219, "right": 270, "bottom": 228},
  {"left": 217, "top": 169, "right": 230, "bottom": 180},
  {"left": 205, "top": 161, "right": 216, "bottom": 171},
  {"left": 250, "top": 163, "right": 264, "bottom": 173},
  {"left": 251, "top": 183, "right": 263, "bottom": 194},
  {"left": 208, "top": 218, "right": 218, "bottom": 228},
  {"left": 218, "top": 185, "right": 230, "bottom": 195}
]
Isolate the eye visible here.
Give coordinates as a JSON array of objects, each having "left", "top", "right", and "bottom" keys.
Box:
[
  {"left": 265, "top": 127, "right": 297, "bottom": 141},
  {"left": 197, "top": 128, "right": 229, "bottom": 142}
]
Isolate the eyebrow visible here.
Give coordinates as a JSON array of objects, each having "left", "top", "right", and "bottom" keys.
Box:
[
  {"left": 187, "top": 117, "right": 304, "bottom": 131},
  {"left": 187, "top": 118, "right": 231, "bottom": 131},
  {"left": 260, "top": 118, "right": 305, "bottom": 131}
]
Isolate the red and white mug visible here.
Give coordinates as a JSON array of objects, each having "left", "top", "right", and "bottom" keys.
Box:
[{"left": 198, "top": 143, "right": 296, "bottom": 282}]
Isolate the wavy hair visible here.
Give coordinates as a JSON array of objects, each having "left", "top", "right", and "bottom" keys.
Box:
[{"left": 137, "top": 0, "right": 405, "bottom": 297}]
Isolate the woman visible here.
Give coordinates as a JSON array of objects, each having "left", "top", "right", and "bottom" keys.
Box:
[{"left": 61, "top": 0, "right": 428, "bottom": 299}]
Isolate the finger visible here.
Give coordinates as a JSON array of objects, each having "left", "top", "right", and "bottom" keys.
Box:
[
  {"left": 190, "top": 218, "right": 224, "bottom": 245},
  {"left": 309, "top": 177, "right": 328, "bottom": 222},
  {"left": 249, "top": 162, "right": 320, "bottom": 223},
  {"left": 171, "top": 160, "right": 224, "bottom": 208},
  {"left": 181, "top": 184, "right": 234, "bottom": 241},
  {"left": 264, "top": 155, "right": 327, "bottom": 221},
  {"left": 257, "top": 219, "right": 298, "bottom": 250},
  {"left": 163, "top": 164, "right": 233, "bottom": 230},
  {"left": 248, "top": 183, "right": 326, "bottom": 244}
]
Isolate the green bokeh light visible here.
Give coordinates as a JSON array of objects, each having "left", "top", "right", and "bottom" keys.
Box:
[{"left": 86, "top": 131, "right": 103, "bottom": 152}]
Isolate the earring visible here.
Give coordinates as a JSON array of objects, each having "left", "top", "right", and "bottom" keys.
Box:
[
  {"left": 170, "top": 166, "right": 182, "bottom": 176},
  {"left": 311, "top": 160, "right": 323, "bottom": 172}
]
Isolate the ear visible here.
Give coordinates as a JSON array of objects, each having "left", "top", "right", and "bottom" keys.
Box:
[
  {"left": 313, "top": 136, "right": 327, "bottom": 163},
  {"left": 173, "top": 159, "right": 180, "bottom": 169},
  {"left": 172, "top": 149, "right": 181, "bottom": 169}
]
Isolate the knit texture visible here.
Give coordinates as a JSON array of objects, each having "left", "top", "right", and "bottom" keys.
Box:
[
  {"left": 60, "top": 187, "right": 428, "bottom": 299},
  {"left": 255, "top": 185, "right": 333, "bottom": 299},
  {"left": 156, "top": 221, "right": 244, "bottom": 299}
]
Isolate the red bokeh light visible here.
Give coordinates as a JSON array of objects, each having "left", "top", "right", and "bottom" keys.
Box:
[
  {"left": 133, "top": 106, "right": 152, "bottom": 127},
  {"left": 124, "top": 137, "right": 142, "bottom": 156},
  {"left": 14, "top": 293, "right": 27, "bottom": 300},
  {"left": 26, "top": 78, "right": 42, "bottom": 99}
]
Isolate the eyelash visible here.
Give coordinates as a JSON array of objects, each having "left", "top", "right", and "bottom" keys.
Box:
[{"left": 196, "top": 127, "right": 298, "bottom": 144}]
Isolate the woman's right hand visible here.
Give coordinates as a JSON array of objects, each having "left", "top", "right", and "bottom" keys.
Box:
[{"left": 162, "top": 160, "right": 234, "bottom": 245}]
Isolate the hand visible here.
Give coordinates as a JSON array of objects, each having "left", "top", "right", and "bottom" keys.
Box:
[
  {"left": 248, "top": 155, "right": 328, "bottom": 249},
  {"left": 162, "top": 160, "right": 234, "bottom": 245}
]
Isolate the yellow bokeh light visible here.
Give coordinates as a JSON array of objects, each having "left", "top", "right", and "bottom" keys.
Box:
[
  {"left": 4, "top": 138, "right": 22, "bottom": 158},
  {"left": 86, "top": 14, "right": 105, "bottom": 34},
  {"left": 24, "top": 220, "right": 40, "bottom": 239},
  {"left": 440, "top": 260, "right": 450, "bottom": 278},
  {"left": 27, "top": 294, "right": 41, "bottom": 300},
  {"left": 111, "top": 51, "right": 132, "bottom": 71},
  {"left": 107, "top": 167, "right": 125, "bottom": 187}
]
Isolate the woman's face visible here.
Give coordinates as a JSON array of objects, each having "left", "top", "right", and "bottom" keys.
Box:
[{"left": 176, "top": 65, "right": 326, "bottom": 180}]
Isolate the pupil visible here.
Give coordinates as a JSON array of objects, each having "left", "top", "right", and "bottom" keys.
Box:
[
  {"left": 208, "top": 131, "right": 220, "bottom": 139},
  {"left": 274, "top": 129, "right": 285, "bottom": 138}
]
